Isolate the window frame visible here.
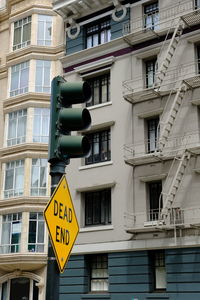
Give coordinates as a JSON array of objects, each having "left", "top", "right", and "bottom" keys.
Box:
[
  {"left": 85, "top": 17, "right": 111, "bottom": 49},
  {"left": 86, "top": 73, "right": 110, "bottom": 107},
  {"left": 84, "top": 189, "right": 111, "bottom": 226},
  {"left": 10, "top": 61, "right": 29, "bottom": 97},
  {"left": 37, "top": 14, "right": 52, "bottom": 46},
  {"left": 4, "top": 160, "right": 24, "bottom": 199},
  {"left": 195, "top": 0, "right": 200, "bottom": 9},
  {"left": 146, "top": 117, "right": 159, "bottom": 153},
  {"left": 149, "top": 250, "right": 166, "bottom": 291},
  {"left": 147, "top": 181, "right": 162, "bottom": 221},
  {"left": 35, "top": 60, "right": 51, "bottom": 93},
  {"left": 144, "top": 1, "right": 159, "bottom": 30},
  {"left": 0, "top": 213, "right": 22, "bottom": 254},
  {"left": 85, "top": 129, "right": 111, "bottom": 165},
  {"left": 30, "top": 158, "right": 48, "bottom": 196},
  {"left": 7, "top": 109, "right": 27, "bottom": 147},
  {"left": 28, "top": 212, "right": 45, "bottom": 253},
  {"left": 88, "top": 254, "right": 109, "bottom": 293},
  {"left": 13, "top": 16, "right": 32, "bottom": 51},
  {"left": 0, "top": 277, "right": 39, "bottom": 300},
  {"left": 145, "top": 58, "right": 157, "bottom": 88},
  {"left": 32, "top": 107, "right": 50, "bottom": 143}
]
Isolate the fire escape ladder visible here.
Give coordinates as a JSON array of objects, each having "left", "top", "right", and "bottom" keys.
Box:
[
  {"left": 160, "top": 150, "right": 191, "bottom": 221},
  {"left": 154, "top": 20, "right": 184, "bottom": 88},
  {"left": 157, "top": 81, "right": 187, "bottom": 152}
]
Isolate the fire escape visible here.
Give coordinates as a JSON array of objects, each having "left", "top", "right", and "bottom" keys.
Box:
[
  {"left": 155, "top": 11, "right": 200, "bottom": 224},
  {"left": 123, "top": 4, "right": 200, "bottom": 230}
]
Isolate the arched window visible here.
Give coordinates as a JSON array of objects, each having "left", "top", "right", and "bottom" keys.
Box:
[{"left": 0, "top": 277, "right": 38, "bottom": 300}]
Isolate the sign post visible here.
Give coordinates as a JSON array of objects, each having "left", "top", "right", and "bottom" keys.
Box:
[{"left": 45, "top": 76, "right": 91, "bottom": 299}]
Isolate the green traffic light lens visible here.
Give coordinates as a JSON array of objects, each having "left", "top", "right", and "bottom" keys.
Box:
[
  {"left": 59, "top": 108, "right": 91, "bottom": 131},
  {"left": 60, "top": 81, "right": 91, "bottom": 105},
  {"left": 58, "top": 135, "right": 91, "bottom": 158}
]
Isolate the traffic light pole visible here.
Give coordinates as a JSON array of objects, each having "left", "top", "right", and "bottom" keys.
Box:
[{"left": 45, "top": 161, "right": 66, "bottom": 300}]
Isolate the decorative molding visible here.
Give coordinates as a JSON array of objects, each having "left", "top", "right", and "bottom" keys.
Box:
[
  {"left": 138, "top": 108, "right": 163, "bottom": 119},
  {"left": 76, "top": 181, "right": 116, "bottom": 192},
  {"left": 139, "top": 173, "right": 167, "bottom": 182},
  {"left": 75, "top": 56, "right": 115, "bottom": 75}
]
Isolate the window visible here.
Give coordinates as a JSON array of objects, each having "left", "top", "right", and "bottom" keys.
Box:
[
  {"left": 89, "top": 254, "right": 109, "bottom": 292},
  {"left": 1, "top": 281, "right": 7, "bottom": 300},
  {"left": 149, "top": 250, "right": 166, "bottom": 291},
  {"left": 7, "top": 109, "right": 27, "bottom": 146},
  {"left": 87, "top": 74, "right": 110, "bottom": 107},
  {"left": 85, "top": 189, "right": 111, "bottom": 226},
  {"left": 147, "top": 117, "right": 159, "bottom": 153},
  {"left": 145, "top": 58, "right": 157, "bottom": 88},
  {"left": 86, "top": 18, "right": 111, "bottom": 49},
  {"left": 28, "top": 212, "right": 45, "bottom": 252},
  {"left": 37, "top": 15, "right": 52, "bottom": 46},
  {"left": 10, "top": 61, "right": 29, "bottom": 97},
  {"left": 1, "top": 278, "right": 39, "bottom": 300},
  {"left": 86, "top": 129, "right": 111, "bottom": 165},
  {"left": 35, "top": 60, "right": 51, "bottom": 93},
  {"left": 31, "top": 159, "right": 47, "bottom": 196},
  {"left": 144, "top": 2, "right": 159, "bottom": 30},
  {"left": 0, "top": 213, "right": 22, "bottom": 253},
  {"left": 33, "top": 108, "right": 50, "bottom": 143},
  {"left": 4, "top": 160, "right": 24, "bottom": 198},
  {"left": 148, "top": 181, "right": 162, "bottom": 221},
  {"left": 13, "top": 16, "right": 31, "bottom": 51},
  {"left": 195, "top": 0, "right": 200, "bottom": 9}
]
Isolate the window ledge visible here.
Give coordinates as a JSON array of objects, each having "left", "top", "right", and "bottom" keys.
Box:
[
  {"left": 87, "top": 102, "right": 112, "bottom": 111},
  {"left": 139, "top": 173, "right": 167, "bottom": 182},
  {"left": 80, "top": 225, "right": 114, "bottom": 233},
  {"left": 79, "top": 161, "right": 113, "bottom": 170}
]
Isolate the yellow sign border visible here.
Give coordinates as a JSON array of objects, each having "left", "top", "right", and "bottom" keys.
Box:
[{"left": 44, "top": 175, "right": 79, "bottom": 273}]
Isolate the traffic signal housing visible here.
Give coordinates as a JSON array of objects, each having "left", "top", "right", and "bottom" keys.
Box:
[{"left": 48, "top": 76, "right": 92, "bottom": 164}]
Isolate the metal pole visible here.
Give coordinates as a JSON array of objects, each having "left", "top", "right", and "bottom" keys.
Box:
[{"left": 45, "top": 161, "right": 66, "bottom": 300}]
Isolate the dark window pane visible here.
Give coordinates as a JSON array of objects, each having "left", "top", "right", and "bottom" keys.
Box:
[
  {"left": 148, "top": 181, "right": 162, "bottom": 220},
  {"left": 85, "top": 189, "right": 111, "bottom": 226},
  {"left": 10, "top": 278, "right": 30, "bottom": 300},
  {"left": 87, "top": 74, "right": 110, "bottom": 107},
  {"left": 85, "top": 129, "right": 111, "bottom": 165},
  {"left": 147, "top": 117, "right": 159, "bottom": 153}
]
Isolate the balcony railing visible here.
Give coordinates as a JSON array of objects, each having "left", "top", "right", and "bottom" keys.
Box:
[
  {"left": 123, "top": 60, "right": 200, "bottom": 102},
  {"left": 124, "top": 131, "right": 200, "bottom": 162},
  {"left": 0, "top": 243, "right": 20, "bottom": 254},
  {"left": 125, "top": 206, "right": 200, "bottom": 231},
  {"left": 123, "top": 0, "right": 198, "bottom": 37}
]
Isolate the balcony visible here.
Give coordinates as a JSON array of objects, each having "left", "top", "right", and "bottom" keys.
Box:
[
  {"left": 124, "top": 206, "right": 200, "bottom": 234},
  {"left": 122, "top": 0, "right": 200, "bottom": 46},
  {"left": 123, "top": 60, "right": 200, "bottom": 104},
  {"left": 124, "top": 131, "right": 200, "bottom": 166}
]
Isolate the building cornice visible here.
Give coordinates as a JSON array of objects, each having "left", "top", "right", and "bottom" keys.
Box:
[
  {"left": 3, "top": 93, "right": 50, "bottom": 109},
  {"left": 6, "top": 45, "right": 65, "bottom": 63},
  {"left": 0, "top": 145, "right": 48, "bottom": 161}
]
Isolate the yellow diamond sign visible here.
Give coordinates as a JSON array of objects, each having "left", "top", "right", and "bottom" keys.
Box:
[{"left": 44, "top": 175, "right": 79, "bottom": 273}]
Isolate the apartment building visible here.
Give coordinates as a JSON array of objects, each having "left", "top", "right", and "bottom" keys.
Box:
[
  {"left": 52, "top": 0, "right": 200, "bottom": 299},
  {"left": 0, "top": 0, "right": 64, "bottom": 299}
]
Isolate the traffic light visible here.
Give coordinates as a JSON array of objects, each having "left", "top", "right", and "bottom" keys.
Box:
[{"left": 48, "top": 76, "right": 92, "bottom": 164}]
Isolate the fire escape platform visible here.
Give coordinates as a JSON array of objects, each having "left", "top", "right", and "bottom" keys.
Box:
[
  {"left": 181, "top": 9, "right": 200, "bottom": 27},
  {"left": 123, "top": 28, "right": 161, "bottom": 46},
  {"left": 123, "top": 88, "right": 170, "bottom": 104},
  {"left": 183, "top": 75, "right": 200, "bottom": 89}
]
